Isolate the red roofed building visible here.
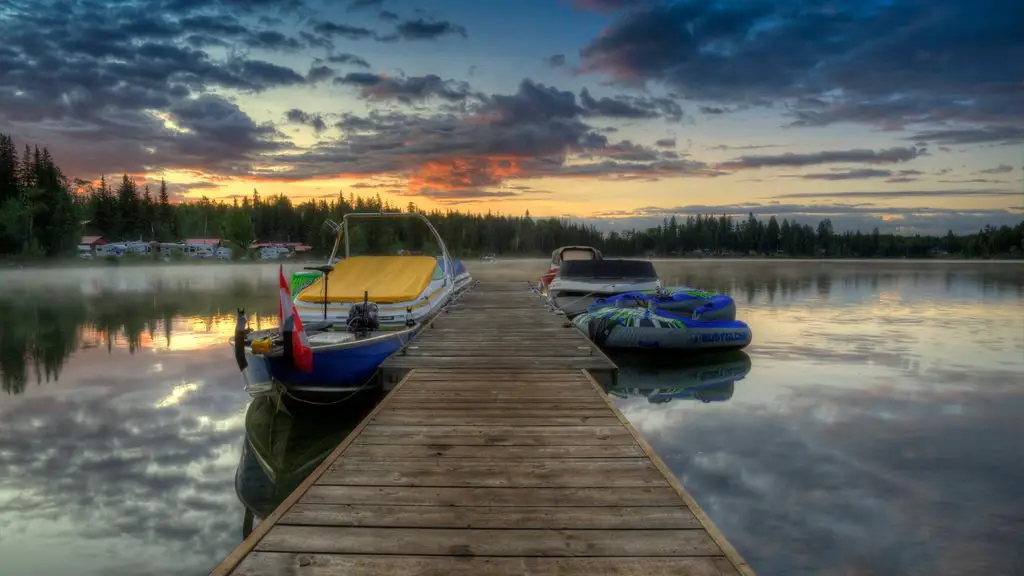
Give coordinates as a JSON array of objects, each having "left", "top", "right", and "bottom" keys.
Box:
[
  {"left": 79, "top": 235, "right": 107, "bottom": 246},
  {"left": 183, "top": 238, "right": 221, "bottom": 246}
]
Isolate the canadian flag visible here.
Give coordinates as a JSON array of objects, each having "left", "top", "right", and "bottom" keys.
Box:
[{"left": 278, "top": 265, "right": 314, "bottom": 372}]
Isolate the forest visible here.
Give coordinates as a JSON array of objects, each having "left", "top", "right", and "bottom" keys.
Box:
[{"left": 2, "top": 132, "right": 1022, "bottom": 259}]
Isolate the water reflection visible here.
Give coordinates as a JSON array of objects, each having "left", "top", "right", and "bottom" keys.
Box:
[
  {"left": 0, "top": 261, "right": 1021, "bottom": 576},
  {"left": 618, "top": 260, "right": 1024, "bottom": 576},
  {"left": 234, "top": 394, "right": 381, "bottom": 535},
  {"left": 606, "top": 351, "right": 751, "bottom": 404},
  {"left": 0, "top": 277, "right": 277, "bottom": 394}
]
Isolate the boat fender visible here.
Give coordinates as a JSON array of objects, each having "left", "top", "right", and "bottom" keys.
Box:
[
  {"left": 233, "top": 308, "right": 248, "bottom": 371},
  {"left": 251, "top": 338, "right": 273, "bottom": 355}
]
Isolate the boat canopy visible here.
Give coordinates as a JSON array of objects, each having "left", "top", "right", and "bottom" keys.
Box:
[
  {"left": 296, "top": 255, "right": 439, "bottom": 304},
  {"left": 558, "top": 259, "right": 658, "bottom": 280},
  {"left": 552, "top": 246, "right": 602, "bottom": 264}
]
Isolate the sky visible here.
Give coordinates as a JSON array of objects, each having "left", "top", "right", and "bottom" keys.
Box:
[{"left": 0, "top": 0, "right": 1022, "bottom": 234}]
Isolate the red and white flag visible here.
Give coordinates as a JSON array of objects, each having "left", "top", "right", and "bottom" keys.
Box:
[{"left": 278, "top": 265, "right": 313, "bottom": 372}]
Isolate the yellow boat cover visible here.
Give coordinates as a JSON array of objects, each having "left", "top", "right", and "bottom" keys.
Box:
[{"left": 296, "top": 256, "right": 439, "bottom": 304}]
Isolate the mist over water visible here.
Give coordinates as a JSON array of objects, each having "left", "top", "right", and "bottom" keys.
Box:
[{"left": 0, "top": 260, "right": 1022, "bottom": 575}]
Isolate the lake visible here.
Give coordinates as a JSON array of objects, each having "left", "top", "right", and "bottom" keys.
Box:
[{"left": 1, "top": 260, "right": 1022, "bottom": 575}]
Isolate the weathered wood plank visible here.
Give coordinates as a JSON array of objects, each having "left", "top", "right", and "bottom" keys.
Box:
[
  {"left": 395, "top": 389, "right": 597, "bottom": 397},
  {"left": 342, "top": 443, "right": 645, "bottom": 459},
  {"left": 302, "top": 485, "right": 685, "bottom": 507},
  {"left": 256, "top": 526, "right": 722, "bottom": 557},
  {"left": 352, "top": 433, "right": 632, "bottom": 446},
  {"left": 323, "top": 457, "right": 663, "bottom": 487},
  {"left": 377, "top": 407, "right": 613, "bottom": 417},
  {"left": 232, "top": 553, "right": 740, "bottom": 576},
  {"left": 385, "top": 400, "right": 610, "bottom": 409},
  {"left": 383, "top": 357, "right": 614, "bottom": 369},
  {"left": 279, "top": 503, "right": 701, "bottom": 529},
  {"left": 372, "top": 414, "right": 623, "bottom": 426},
  {"left": 360, "top": 424, "right": 630, "bottom": 436}
]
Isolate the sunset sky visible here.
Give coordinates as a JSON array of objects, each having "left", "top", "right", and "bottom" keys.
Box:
[{"left": 1, "top": 0, "right": 1021, "bottom": 233}]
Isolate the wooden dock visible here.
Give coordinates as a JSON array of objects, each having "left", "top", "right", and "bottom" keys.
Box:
[
  {"left": 212, "top": 282, "right": 754, "bottom": 576},
  {"left": 378, "top": 281, "right": 618, "bottom": 388}
]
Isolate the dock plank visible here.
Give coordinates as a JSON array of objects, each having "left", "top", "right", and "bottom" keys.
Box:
[
  {"left": 280, "top": 503, "right": 701, "bottom": 529},
  {"left": 210, "top": 281, "right": 753, "bottom": 576},
  {"left": 233, "top": 553, "right": 741, "bottom": 576},
  {"left": 255, "top": 526, "right": 721, "bottom": 557}
]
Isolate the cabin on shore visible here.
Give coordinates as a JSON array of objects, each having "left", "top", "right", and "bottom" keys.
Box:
[{"left": 77, "top": 236, "right": 107, "bottom": 258}]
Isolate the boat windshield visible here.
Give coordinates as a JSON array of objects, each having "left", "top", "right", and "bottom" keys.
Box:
[{"left": 558, "top": 259, "right": 658, "bottom": 280}]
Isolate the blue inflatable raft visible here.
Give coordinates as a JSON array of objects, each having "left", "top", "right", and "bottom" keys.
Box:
[{"left": 572, "top": 306, "right": 752, "bottom": 351}]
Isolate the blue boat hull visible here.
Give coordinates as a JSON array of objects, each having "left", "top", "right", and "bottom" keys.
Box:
[{"left": 266, "top": 330, "right": 413, "bottom": 392}]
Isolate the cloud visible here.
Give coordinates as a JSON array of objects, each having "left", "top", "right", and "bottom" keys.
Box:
[
  {"left": 719, "top": 147, "right": 920, "bottom": 170},
  {"left": 979, "top": 164, "right": 1015, "bottom": 175},
  {"left": 306, "top": 64, "right": 335, "bottom": 83},
  {"left": 378, "top": 10, "right": 399, "bottom": 22},
  {"left": 284, "top": 108, "right": 327, "bottom": 134},
  {"left": 393, "top": 18, "right": 468, "bottom": 41},
  {"left": 655, "top": 138, "right": 676, "bottom": 148},
  {"left": 572, "top": 0, "right": 655, "bottom": 12},
  {"left": 254, "top": 78, "right": 718, "bottom": 195},
  {"left": 546, "top": 54, "right": 567, "bottom": 67},
  {"left": 579, "top": 88, "right": 683, "bottom": 121},
  {"left": 772, "top": 189, "right": 1019, "bottom": 199},
  {"left": 907, "top": 126, "right": 1024, "bottom": 146},
  {"left": 699, "top": 106, "right": 728, "bottom": 115},
  {"left": 333, "top": 73, "right": 476, "bottom": 104},
  {"left": 311, "top": 20, "right": 378, "bottom": 40},
  {"left": 324, "top": 53, "right": 371, "bottom": 68},
  {"left": 347, "top": 0, "right": 383, "bottom": 11},
  {"left": 789, "top": 169, "right": 895, "bottom": 181},
  {"left": 576, "top": 0, "right": 1024, "bottom": 136}
]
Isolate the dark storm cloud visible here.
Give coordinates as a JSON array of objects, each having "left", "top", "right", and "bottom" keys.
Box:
[
  {"left": 253, "top": 78, "right": 718, "bottom": 192},
  {"left": 720, "top": 148, "right": 919, "bottom": 170},
  {"left": 0, "top": 0, "right": 304, "bottom": 176},
  {"left": 284, "top": 108, "right": 327, "bottom": 133},
  {"left": 325, "top": 53, "right": 371, "bottom": 68},
  {"left": 579, "top": 88, "right": 683, "bottom": 121},
  {"left": 789, "top": 169, "right": 895, "bottom": 181},
  {"left": 577, "top": 0, "right": 1024, "bottom": 136},
  {"left": 306, "top": 64, "right": 335, "bottom": 83},
  {"left": 347, "top": 0, "right": 383, "bottom": 11},
  {"left": 907, "top": 126, "right": 1024, "bottom": 146},
  {"left": 773, "top": 189, "right": 1019, "bottom": 199},
  {"left": 310, "top": 20, "right": 378, "bottom": 40},
  {"left": 572, "top": 0, "right": 655, "bottom": 12},
  {"left": 334, "top": 73, "right": 477, "bottom": 103},
  {"left": 394, "top": 18, "right": 468, "bottom": 40},
  {"left": 546, "top": 54, "right": 567, "bottom": 67}
]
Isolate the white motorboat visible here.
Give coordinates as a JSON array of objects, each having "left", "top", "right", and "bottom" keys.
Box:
[{"left": 546, "top": 258, "right": 662, "bottom": 317}]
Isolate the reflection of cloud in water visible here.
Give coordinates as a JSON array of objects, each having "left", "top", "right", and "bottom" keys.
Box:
[
  {"left": 625, "top": 385, "right": 1024, "bottom": 575},
  {"left": 609, "top": 261, "right": 1024, "bottom": 575},
  {"left": 0, "top": 347, "right": 248, "bottom": 576}
]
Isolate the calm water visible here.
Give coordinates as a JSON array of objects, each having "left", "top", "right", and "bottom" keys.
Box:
[{"left": 1, "top": 260, "right": 1022, "bottom": 575}]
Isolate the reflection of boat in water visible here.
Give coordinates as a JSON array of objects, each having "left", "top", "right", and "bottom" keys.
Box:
[
  {"left": 233, "top": 212, "right": 470, "bottom": 401},
  {"left": 234, "top": 394, "right": 380, "bottom": 535},
  {"left": 606, "top": 350, "right": 752, "bottom": 404}
]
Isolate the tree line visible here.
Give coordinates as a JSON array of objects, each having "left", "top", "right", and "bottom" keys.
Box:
[{"left": 1, "top": 132, "right": 1021, "bottom": 259}]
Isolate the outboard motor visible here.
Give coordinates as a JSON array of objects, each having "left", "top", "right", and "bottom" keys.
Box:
[{"left": 347, "top": 291, "right": 379, "bottom": 336}]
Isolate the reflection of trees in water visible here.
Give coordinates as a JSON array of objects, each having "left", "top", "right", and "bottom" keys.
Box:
[
  {"left": 0, "top": 280, "right": 277, "bottom": 394},
  {"left": 656, "top": 261, "right": 1023, "bottom": 306}
]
